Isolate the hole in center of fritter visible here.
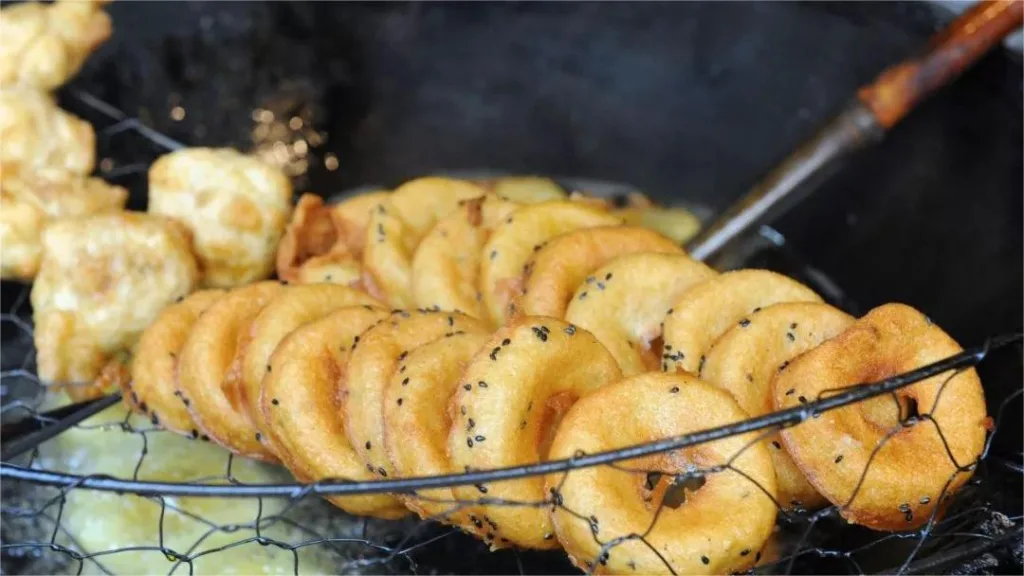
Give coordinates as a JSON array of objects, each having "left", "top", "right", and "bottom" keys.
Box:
[
  {"left": 536, "top": 392, "right": 577, "bottom": 459},
  {"left": 861, "top": 392, "right": 921, "bottom": 430}
]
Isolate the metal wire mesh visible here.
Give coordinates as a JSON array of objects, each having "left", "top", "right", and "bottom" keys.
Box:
[{"left": 1, "top": 90, "right": 1021, "bottom": 576}]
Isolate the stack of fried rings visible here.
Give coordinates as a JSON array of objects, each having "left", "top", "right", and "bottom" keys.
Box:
[{"left": 123, "top": 178, "right": 988, "bottom": 575}]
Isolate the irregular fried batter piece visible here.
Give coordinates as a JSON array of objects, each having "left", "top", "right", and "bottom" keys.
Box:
[
  {"left": 0, "top": 168, "right": 128, "bottom": 281},
  {"left": 480, "top": 176, "right": 566, "bottom": 204},
  {"left": 149, "top": 148, "right": 293, "bottom": 288},
  {"left": 31, "top": 213, "right": 200, "bottom": 384},
  {"left": 773, "top": 303, "right": 987, "bottom": 531},
  {"left": 410, "top": 195, "right": 520, "bottom": 324},
  {"left": 549, "top": 373, "right": 777, "bottom": 575},
  {"left": 0, "top": 0, "right": 112, "bottom": 90},
  {"left": 447, "top": 317, "right": 623, "bottom": 550},
  {"left": 128, "top": 290, "right": 227, "bottom": 436},
  {"left": 0, "top": 89, "right": 95, "bottom": 175},
  {"left": 362, "top": 177, "right": 486, "bottom": 307}
]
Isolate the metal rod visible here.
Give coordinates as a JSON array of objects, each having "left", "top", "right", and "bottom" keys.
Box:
[
  {"left": 0, "top": 392, "right": 123, "bottom": 462},
  {"left": 687, "top": 0, "right": 1024, "bottom": 262}
]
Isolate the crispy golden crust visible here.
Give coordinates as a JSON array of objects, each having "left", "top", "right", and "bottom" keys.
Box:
[
  {"left": 447, "top": 317, "right": 623, "bottom": 550},
  {"left": 149, "top": 148, "right": 293, "bottom": 288},
  {"left": 239, "top": 284, "right": 381, "bottom": 456},
  {"left": 479, "top": 201, "right": 619, "bottom": 326},
  {"left": 548, "top": 373, "right": 777, "bottom": 575},
  {"left": 702, "top": 302, "right": 854, "bottom": 509},
  {"left": 0, "top": 89, "right": 95, "bottom": 175},
  {"left": 345, "top": 310, "right": 489, "bottom": 478},
  {"left": 176, "top": 281, "right": 285, "bottom": 461},
  {"left": 662, "top": 269, "right": 822, "bottom": 374},
  {"left": 258, "top": 305, "right": 408, "bottom": 518},
  {"left": 410, "top": 195, "right": 520, "bottom": 324},
  {"left": 31, "top": 213, "right": 199, "bottom": 384},
  {"left": 382, "top": 331, "right": 491, "bottom": 532},
  {"left": 362, "top": 177, "right": 486, "bottom": 307},
  {"left": 0, "top": 168, "right": 128, "bottom": 281},
  {"left": 128, "top": 290, "right": 226, "bottom": 436},
  {"left": 512, "top": 225, "right": 683, "bottom": 319},
  {"left": 773, "top": 303, "right": 987, "bottom": 531},
  {"left": 564, "top": 252, "right": 716, "bottom": 375},
  {"left": 0, "top": 0, "right": 112, "bottom": 90}
]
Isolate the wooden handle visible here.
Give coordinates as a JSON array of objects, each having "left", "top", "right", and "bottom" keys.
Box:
[{"left": 857, "top": 0, "right": 1023, "bottom": 129}]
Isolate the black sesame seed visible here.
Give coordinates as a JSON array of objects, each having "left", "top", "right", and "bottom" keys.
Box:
[
  {"left": 398, "top": 351, "right": 408, "bottom": 361},
  {"left": 543, "top": 533, "right": 553, "bottom": 540},
  {"left": 798, "top": 395, "right": 808, "bottom": 404},
  {"left": 578, "top": 292, "right": 588, "bottom": 300},
  {"left": 447, "top": 315, "right": 454, "bottom": 326},
  {"left": 605, "top": 273, "right": 613, "bottom": 280},
  {"left": 755, "top": 551, "right": 762, "bottom": 562},
  {"left": 399, "top": 365, "right": 406, "bottom": 373},
  {"left": 476, "top": 484, "right": 488, "bottom": 493},
  {"left": 489, "top": 347, "right": 500, "bottom": 360},
  {"left": 740, "top": 549, "right": 750, "bottom": 557},
  {"left": 255, "top": 432, "right": 262, "bottom": 441},
  {"left": 460, "top": 406, "right": 467, "bottom": 415},
  {"left": 365, "top": 441, "right": 371, "bottom": 450},
  {"left": 666, "top": 308, "right": 674, "bottom": 315},
  {"left": 468, "top": 418, "right": 476, "bottom": 429},
  {"left": 564, "top": 325, "right": 576, "bottom": 335},
  {"left": 779, "top": 360, "right": 790, "bottom": 372},
  {"left": 532, "top": 326, "right": 548, "bottom": 341},
  {"left": 201, "top": 435, "right": 210, "bottom": 442},
  {"left": 378, "top": 467, "right": 387, "bottom": 477},
  {"left": 463, "top": 383, "right": 472, "bottom": 391},
  {"left": 835, "top": 455, "right": 844, "bottom": 463},
  {"left": 478, "top": 380, "right": 488, "bottom": 388},
  {"left": 898, "top": 503, "right": 911, "bottom": 512},
  {"left": 191, "top": 429, "right": 199, "bottom": 439},
  {"left": 182, "top": 398, "right": 190, "bottom": 407},
  {"left": 596, "top": 282, "right": 605, "bottom": 290},
  {"left": 397, "top": 398, "right": 403, "bottom": 406},
  {"left": 786, "top": 332, "right": 796, "bottom": 342},
  {"left": 467, "top": 437, "right": 474, "bottom": 448},
  {"left": 271, "top": 398, "right": 279, "bottom": 406},
  {"left": 151, "top": 413, "right": 159, "bottom": 425},
  {"left": 746, "top": 373, "right": 754, "bottom": 382},
  {"left": 752, "top": 307, "right": 762, "bottom": 313},
  {"left": 701, "top": 555, "right": 710, "bottom": 565},
  {"left": 785, "top": 388, "right": 795, "bottom": 396},
  {"left": 474, "top": 435, "right": 485, "bottom": 442},
  {"left": 698, "top": 355, "right": 706, "bottom": 374},
  {"left": 489, "top": 250, "right": 497, "bottom": 260},
  {"left": 366, "top": 463, "right": 374, "bottom": 472},
  {"left": 139, "top": 401, "right": 148, "bottom": 413},
  {"left": 266, "top": 364, "right": 272, "bottom": 373},
  {"left": 739, "top": 318, "right": 751, "bottom": 327},
  {"left": 402, "top": 377, "right": 409, "bottom": 386},
  {"left": 670, "top": 387, "right": 679, "bottom": 393},
  {"left": 790, "top": 322, "right": 798, "bottom": 329},
  {"left": 772, "top": 441, "right": 781, "bottom": 449},
  {"left": 377, "top": 223, "right": 384, "bottom": 236},
  {"left": 920, "top": 496, "right": 931, "bottom": 504}
]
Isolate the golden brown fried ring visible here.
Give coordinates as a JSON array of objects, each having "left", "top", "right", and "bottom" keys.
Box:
[
  {"left": 564, "top": 253, "right": 716, "bottom": 375},
  {"left": 177, "top": 281, "right": 285, "bottom": 461},
  {"left": 149, "top": 147, "right": 293, "bottom": 288},
  {"left": 0, "top": 89, "right": 95, "bottom": 175},
  {"left": 0, "top": 168, "right": 127, "bottom": 281},
  {"left": 479, "top": 201, "right": 619, "bottom": 326},
  {"left": 258, "top": 305, "right": 408, "bottom": 518},
  {"left": 512, "top": 225, "right": 683, "bottom": 319},
  {"left": 773, "top": 303, "right": 988, "bottom": 531},
  {"left": 482, "top": 176, "right": 566, "bottom": 204},
  {"left": 31, "top": 213, "right": 199, "bottom": 384},
  {"left": 0, "top": 0, "right": 112, "bottom": 90},
  {"left": 382, "top": 331, "right": 492, "bottom": 533},
  {"left": 240, "top": 284, "right": 381, "bottom": 454},
  {"left": 547, "top": 373, "right": 777, "bottom": 575},
  {"left": 662, "top": 269, "right": 822, "bottom": 375},
  {"left": 363, "top": 177, "right": 486, "bottom": 307},
  {"left": 410, "top": 195, "right": 520, "bottom": 324},
  {"left": 702, "top": 302, "right": 854, "bottom": 509},
  {"left": 447, "top": 317, "right": 623, "bottom": 550},
  {"left": 128, "top": 290, "right": 226, "bottom": 436},
  {"left": 346, "top": 310, "right": 490, "bottom": 478}
]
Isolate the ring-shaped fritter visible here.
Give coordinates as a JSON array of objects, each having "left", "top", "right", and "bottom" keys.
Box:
[
  {"left": 345, "top": 310, "right": 489, "bottom": 478},
  {"left": 257, "top": 305, "right": 408, "bottom": 518},
  {"left": 772, "top": 303, "right": 988, "bottom": 530},
  {"left": 547, "top": 372, "right": 777, "bottom": 575},
  {"left": 447, "top": 317, "right": 623, "bottom": 549},
  {"left": 512, "top": 226, "right": 683, "bottom": 319},
  {"left": 661, "top": 269, "right": 822, "bottom": 375},
  {"left": 479, "top": 201, "right": 618, "bottom": 326},
  {"left": 127, "top": 290, "right": 226, "bottom": 436},
  {"left": 362, "top": 177, "right": 486, "bottom": 307},
  {"left": 176, "top": 281, "right": 285, "bottom": 461},
  {"left": 564, "top": 252, "right": 716, "bottom": 375},
  {"left": 239, "top": 283, "right": 381, "bottom": 454},
  {"left": 701, "top": 302, "right": 854, "bottom": 509}
]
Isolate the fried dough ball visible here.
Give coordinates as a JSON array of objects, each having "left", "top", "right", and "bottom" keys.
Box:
[
  {"left": 564, "top": 252, "right": 716, "bottom": 375},
  {"left": 548, "top": 373, "right": 777, "bottom": 575},
  {"left": 447, "top": 317, "right": 623, "bottom": 550},
  {"left": 662, "top": 269, "right": 822, "bottom": 374},
  {"left": 127, "top": 290, "right": 226, "bottom": 436},
  {"left": 410, "top": 195, "right": 520, "bottom": 324},
  {"left": 0, "top": 168, "right": 128, "bottom": 281},
  {"left": 511, "top": 226, "right": 683, "bottom": 319},
  {"left": 148, "top": 148, "right": 293, "bottom": 288},
  {"left": 259, "top": 305, "right": 408, "bottom": 518},
  {"left": 479, "top": 201, "right": 619, "bottom": 326},
  {"left": 31, "top": 213, "right": 200, "bottom": 384},
  {"left": 773, "top": 303, "right": 988, "bottom": 530},
  {"left": 362, "top": 177, "right": 486, "bottom": 307},
  {"left": 239, "top": 283, "right": 380, "bottom": 456},
  {"left": 275, "top": 191, "right": 389, "bottom": 285},
  {"left": 702, "top": 302, "right": 854, "bottom": 509},
  {"left": 0, "top": 0, "right": 112, "bottom": 90},
  {"left": 382, "top": 331, "right": 492, "bottom": 533},
  {"left": 0, "top": 89, "right": 95, "bottom": 175},
  {"left": 176, "top": 281, "right": 285, "bottom": 461},
  {"left": 345, "top": 310, "right": 489, "bottom": 479}
]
